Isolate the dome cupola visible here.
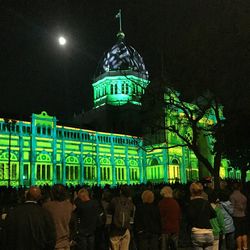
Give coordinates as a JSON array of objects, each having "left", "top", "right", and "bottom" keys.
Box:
[{"left": 92, "top": 10, "right": 149, "bottom": 108}]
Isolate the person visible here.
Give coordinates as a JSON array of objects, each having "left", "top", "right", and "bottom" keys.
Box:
[
  {"left": 101, "top": 190, "right": 113, "bottom": 250},
  {"left": 230, "top": 182, "right": 248, "bottom": 250},
  {"left": 208, "top": 192, "right": 225, "bottom": 250},
  {"left": 5, "top": 186, "right": 56, "bottom": 250},
  {"left": 135, "top": 190, "right": 161, "bottom": 250},
  {"left": 218, "top": 190, "right": 235, "bottom": 250},
  {"left": 74, "top": 188, "right": 101, "bottom": 250},
  {"left": 158, "top": 186, "right": 181, "bottom": 250},
  {"left": 187, "top": 182, "right": 216, "bottom": 250},
  {"left": 108, "top": 185, "right": 135, "bottom": 250},
  {"left": 43, "top": 184, "right": 75, "bottom": 250}
]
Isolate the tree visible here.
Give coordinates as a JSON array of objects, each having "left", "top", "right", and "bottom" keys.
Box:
[
  {"left": 224, "top": 116, "right": 250, "bottom": 183},
  {"left": 142, "top": 83, "right": 226, "bottom": 189}
]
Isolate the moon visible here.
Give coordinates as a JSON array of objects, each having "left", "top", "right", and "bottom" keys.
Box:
[{"left": 58, "top": 36, "right": 67, "bottom": 46}]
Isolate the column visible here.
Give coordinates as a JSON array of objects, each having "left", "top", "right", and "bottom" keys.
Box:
[
  {"left": 80, "top": 142, "right": 84, "bottom": 185},
  {"left": 125, "top": 145, "right": 130, "bottom": 185},
  {"left": 138, "top": 139, "right": 145, "bottom": 184},
  {"left": 52, "top": 117, "right": 57, "bottom": 184},
  {"left": 110, "top": 136, "right": 116, "bottom": 186},
  {"left": 163, "top": 147, "right": 168, "bottom": 182},
  {"left": 30, "top": 114, "right": 36, "bottom": 185},
  {"left": 181, "top": 147, "right": 187, "bottom": 183},
  {"left": 19, "top": 123, "right": 24, "bottom": 186},
  {"left": 94, "top": 133, "right": 101, "bottom": 185},
  {"left": 61, "top": 135, "right": 66, "bottom": 185}
]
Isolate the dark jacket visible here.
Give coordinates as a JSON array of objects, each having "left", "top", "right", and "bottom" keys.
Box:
[
  {"left": 75, "top": 198, "right": 100, "bottom": 236},
  {"left": 158, "top": 197, "right": 181, "bottom": 234},
  {"left": 108, "top": 196, "right": 134, "bottom": 236},
  {"left": 187, "top": 197, "right": 216, "bottom": 229},
  {"left": 5, "top": 201, "right": 56, "bottom": 250},
  {"left": 135, "top": 203, "right": 161, "bottom": 235}
]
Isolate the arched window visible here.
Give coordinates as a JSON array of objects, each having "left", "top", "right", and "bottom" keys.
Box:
[
  {"left": 168, "top": 158, "right": 180, "bottom": 182},
  {"left": 125, "top": 84, "right": 129, "bottom": 94},
  {"left": 42, "top": 127, "right": 46, "bottom": 135},
  {"left": 151, "top": 158, "right": 159, "bottom": 166},
  {"left": 172, "top": 159, "right": 179, "bottom": 165},
  {"left": 37, "top": 126, "right": 41, "bottom": 134},
  {"left": 122, "top": 83, "right": 125, "bottom": 94}
]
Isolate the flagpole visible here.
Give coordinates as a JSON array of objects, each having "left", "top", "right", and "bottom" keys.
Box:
[
  {"left": 116, "top": 9, "right": 125, "bottom": 40},
  {"left": 119, "top": 9, "right": 122, "bottom": 32}
]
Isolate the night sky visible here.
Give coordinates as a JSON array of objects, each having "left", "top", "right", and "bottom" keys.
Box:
[{"left": 1, "top": 0, "right": 250, "bottom": 135}]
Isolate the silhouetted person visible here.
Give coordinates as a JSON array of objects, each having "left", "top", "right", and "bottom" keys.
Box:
[
  {"left": 230, "top": 182, "right": 248, "bottom": 250},
  {"left": 158, "top": 186, "right": 181, "bottom": 250},
  {"left": 43, "top": 184, "right": 75, "bottom": 250},
  {"left": 5, "top": 186, "right": 56, "bottom": 250},
  {"left": 75, "top": 188, "right": 100, "bottom": 250},
  {"left": 187, "top": 182, "right": 216, "bottom": 250},
  {"left": 135, "top": 190, "right": 161, "bottom": 250},
  {"left": 108, "top": 185, "right": 135, "bottom": 250}
]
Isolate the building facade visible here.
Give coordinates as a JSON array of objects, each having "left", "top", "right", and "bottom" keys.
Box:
[
  {"left": 0, "top": 30, "right": 240, "bottom": 187},
  {"left": 0, "top": 111, "right": 234, "bottom": 187}
]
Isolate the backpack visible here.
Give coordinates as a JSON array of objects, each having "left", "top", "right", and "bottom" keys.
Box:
[{"left": 113, "top": 197, "right": 132, "bottom": 229}]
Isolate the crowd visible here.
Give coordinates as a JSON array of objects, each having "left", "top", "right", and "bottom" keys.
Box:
[{"left": 0, "top": 180, "right": 249, "bottom": 250}]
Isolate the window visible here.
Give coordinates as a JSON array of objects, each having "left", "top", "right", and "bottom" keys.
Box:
[
  {"left": 36, "top": 164, "right": 51, "bottom": 180},
  {"left": 47, "top": 165, "right": 51, "bottom": 180},
  {"left": 66, "top": 166, "right": 69, "bottom": 180},
  {"left": 151, "top": 158, "right": 159, "bottom": 166},
  {"left": 22, "top": 126, "right": 27, "bottom": 133},
  {"left": 47, "top": 128, "right": 51, "bottom": 136},
  {"left": 15, "top": 125, "right": 19, "bottom": 133},
  {"left": 56, "top": 165, "right": 61, "bottom": 181},
  {"left": 116, "top": 167, "right": 126, "bottom": 181},
  {"left": 42, "top": 127, "right": 46, "bottom": 135},
  {"left": 130, "top": 168, "right": 139, "bottom": 181},
  {"left": 23, "top": 164, "right": 29, "bottom": 180},
  {"left": 66, "top": 165, "right": 79, "bottom": 180},
  {"left": 11, "top": 164, "right": 17, "bottom": 179},
  {"left": 37, "top": 164, "right": 41, "bottom": 179},
  {"left": 84, "top": 166, "right": 96, "bottom": 180},
  {"left": 101, "top": 166, "right": 111, "bottom": 181},
  {"left": 37, "top": 127, "right": 41, "bottom": 134},
  {"left": 42, "top": 165, "right": 46, "bottom": 179},
  {"left": 125, "top": 84, "right": 129, "bottom": 94},
  {"left": 0, "top": 163, "right": 4, "bottom": 179}
]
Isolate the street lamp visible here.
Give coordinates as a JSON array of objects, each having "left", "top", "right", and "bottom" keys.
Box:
[{"left": 4, "top": 119, "right": 17, "bottom": 187}]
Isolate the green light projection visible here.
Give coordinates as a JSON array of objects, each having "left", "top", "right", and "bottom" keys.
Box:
[
  {"left": 0, "top": 108, "right": 236, "bottom": 187},
  {"left": 92, "top": 72, "right": 149, "bottom": 108}
]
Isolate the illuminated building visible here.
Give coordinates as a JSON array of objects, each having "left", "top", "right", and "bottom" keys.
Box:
[{"left": 0, "top": 29, "right": 238, "bottom": 187}]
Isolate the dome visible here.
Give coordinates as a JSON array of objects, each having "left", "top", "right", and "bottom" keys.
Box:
[{"left": 95, "top": 41, "right": 148, "bottom": 79}]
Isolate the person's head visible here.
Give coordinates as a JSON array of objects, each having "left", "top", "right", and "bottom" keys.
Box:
[
  {"left": 52, "top": 184, "right": 67, "bottom": 201},
  {"left": 218, "top": 190, "right": 230, "bottom": 202},
  {"left": 190, "top": 182, "right": 203, "bottom": 197},
  {"left": 233, "top": 182, "right": 242, "bottom": 191},
  {"left": 120, "top": 185, "right": 131, "bottom": 198},
  {"left": 208, "top": 191, "right": 219, "bottom": 204},
  {"left": 220, "top": 180, "right": 227, "bottom": 190},
  {"left": 160, "top": 186, "right": 173, "bottom": 198},
  {"left": 78, "top": 188, "right": 90, "bottom": 202},
  {"left": 102, "top": 190, "right": 112, "bottom": 202},
  {"left": 26, "top": 186, "right": 41, "bottom": 202},
  {"left": 141, "top": 190, "right": 154, "bottom": 204}
]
